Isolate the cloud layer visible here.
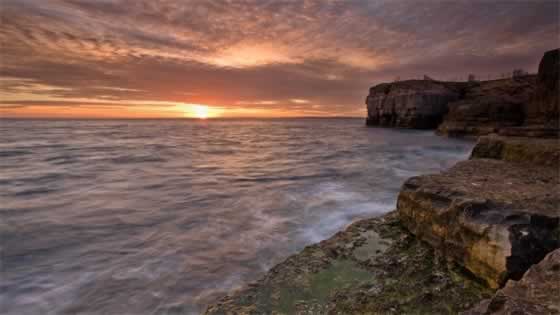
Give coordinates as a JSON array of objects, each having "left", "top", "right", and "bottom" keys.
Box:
[{"left": 1, "top": 0, "right": 558, "bottom": 117}]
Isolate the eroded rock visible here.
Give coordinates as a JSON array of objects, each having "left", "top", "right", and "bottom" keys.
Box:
[
  {"left": 525, "top": 48, "right": 560, "bottom": 129},
  {"left": 365, "top": 80, "right": 460, "bottom": 129},
  {"left": 497, "top": 48, "right": 560, "bottom": 138},
  {"left": 367, "top": 49, "right": 559, "bottom": 138},
  {"left": 464, "top": 249, "right": 560, "bottom": 315},
  {"left": 437, "top": 77, "right": 536, "bottom": 137},
  {"left": 437, "top": 48, "right": 559, "bottom": 138},
  {"left": 397, "top": 159, "right": 560, "bottom": 288}
]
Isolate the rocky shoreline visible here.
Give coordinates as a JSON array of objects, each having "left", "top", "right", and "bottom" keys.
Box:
[
  {"left": 205, "top": 49, "right": 559, "bottom": 314},
  {"left": 205, "top": 211, "right": 494, "bottom": 314}
]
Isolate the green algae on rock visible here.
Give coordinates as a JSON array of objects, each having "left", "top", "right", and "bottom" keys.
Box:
[{"left": 205, "top": 212, "right": 492, "bottom": 314}]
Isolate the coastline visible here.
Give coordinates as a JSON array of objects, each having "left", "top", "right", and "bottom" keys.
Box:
[
  {"left": 206, "top": 211, "right": 492, "bottom": 314},
  {"left": 205, "top": 135, "right": 559, "bottom": 314},
  {"left": 205, "top": 49, "right": 559, "bottom": 314}
]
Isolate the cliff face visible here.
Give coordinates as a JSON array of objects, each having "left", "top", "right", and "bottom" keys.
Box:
[
  {"left": 365, "top": 80, "right": 461, "bottom": 129},
  {"left": 497, "top": 49, "right": 560, "bottom": 139},
  {"left": 437, "top": 76, "right": 536, "bottom": 137},
  {"left": 367, "top": 48, "right": 560, "bottom": 138},
  {"left": 525, "top": 48, "right": 560, "bottom": 129}
]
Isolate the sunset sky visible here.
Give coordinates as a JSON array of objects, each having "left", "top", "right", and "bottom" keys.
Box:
[{"left": 1, "top": 0, "right": 558, "bottom": 118}]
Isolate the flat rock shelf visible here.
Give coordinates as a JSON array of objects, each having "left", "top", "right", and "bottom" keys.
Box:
[{"left": 398, "top": 158, "right": 559, "bottom": 289}]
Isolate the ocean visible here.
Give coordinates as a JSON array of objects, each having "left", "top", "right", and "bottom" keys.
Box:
[{"left": 0, "top": 118, "right": 473, "bottom": 314}]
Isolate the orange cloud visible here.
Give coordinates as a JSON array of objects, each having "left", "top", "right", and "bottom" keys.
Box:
[{"left": 1, "top": 0, "right": 557, "bottom": 118}]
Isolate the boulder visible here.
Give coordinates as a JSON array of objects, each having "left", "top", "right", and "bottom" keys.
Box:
[
  {"left": 464, "top": 249, "right": 560, "bottom": 314},
  {"left": 366, "top": 80, "right": 460, "bottom": 129},
  {"left": 397, "top": 159, "right": 559, "bottom": 288}
]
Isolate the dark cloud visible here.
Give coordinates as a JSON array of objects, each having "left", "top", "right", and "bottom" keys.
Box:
[{"left": 1, "top": 0, "right": 558, "bottom": 117}]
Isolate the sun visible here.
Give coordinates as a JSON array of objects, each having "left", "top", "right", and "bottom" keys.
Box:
[
  {"left": 191, "top": 105, "right": 209, "bottom": 119},
  {"left": 176, "top": 104, "right": 221, "bottom": 118}
]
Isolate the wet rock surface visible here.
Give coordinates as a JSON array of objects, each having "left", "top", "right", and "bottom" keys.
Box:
[
  {"left": 205, "top": 212, "right": 492, "bottom": 314},
  {"left": 397, "top": 159, "right": 560, "bottom": 288},
  {"left": 464, "top": 249, "right": 560, "bottom": 315}
]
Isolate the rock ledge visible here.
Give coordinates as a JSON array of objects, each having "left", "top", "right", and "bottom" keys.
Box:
[{"left": 398, "top": 158, "right": 559, "bottom": 288}]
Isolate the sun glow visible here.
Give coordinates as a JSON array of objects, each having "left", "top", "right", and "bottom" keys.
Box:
[
  {"left": 176, "top": 104, "right": 222, "bottom": 118},
  {"left": 192, "top": 105, "right": 209, "bottom": 119}
]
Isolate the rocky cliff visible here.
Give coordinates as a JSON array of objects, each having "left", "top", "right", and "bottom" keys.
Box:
[
  {"left": 365, "top": 80, "right": 461, "bottom": 129},
  {"left": 437, "top": 76, "right": 536, "bottom": 137},
  {"left": 367, "top": 49, "right": 560, "bottom": 138},
  {"left": 525, "top": 49, "right": 560, "bottom": 129}
]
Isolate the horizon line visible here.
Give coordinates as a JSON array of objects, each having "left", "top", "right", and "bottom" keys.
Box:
[{"left": 0, "top": 116, "right": 365, "bottom": 121}]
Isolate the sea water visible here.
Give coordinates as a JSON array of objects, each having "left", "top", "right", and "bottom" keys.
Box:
[{"left": 0, "top": 118, "right": 473, "bottom": 314}]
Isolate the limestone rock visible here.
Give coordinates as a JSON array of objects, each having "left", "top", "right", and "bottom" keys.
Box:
[
  {"left": 438, "top": 48, "right": 559, "bottom": 138},
  {"left": 365, "top": 80, "right": 460, "bottom": 129},
  {"left": 366, "top": 49, "right": 559, "bottom": 138},
  {"left": 463, "top": 249, "right": 560, "bottom": 315},
  {"left": 397, "top": 159, "right": 559, "bottom": 288},
  {"left": 470, "top": 134, "right": 560, "bottom": 167}
]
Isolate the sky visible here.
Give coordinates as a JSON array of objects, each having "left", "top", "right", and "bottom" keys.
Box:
[{"left": 1, "top": 0, "right": 558, "bottom": 118}]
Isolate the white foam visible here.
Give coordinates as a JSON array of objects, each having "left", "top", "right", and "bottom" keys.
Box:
[{"left": 295, "top": 182, "right": 392, "bottom": 243}]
